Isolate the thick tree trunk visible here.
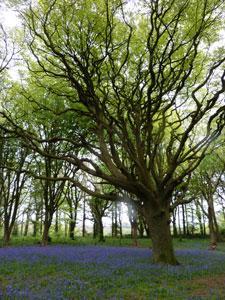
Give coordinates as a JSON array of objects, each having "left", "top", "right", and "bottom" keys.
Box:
[
  {"left": 208, "top": 204, "right": 221, "bottom": 244},
  {"left": 93, "top": 217, "right": 105, "bottom": 242},
  {"left": 131, "top": 221, "right": 138, "bottom": 246},
  {"left": 3, "top": 215, "right": 14, "bottom": 246},
  {"left": 42, "top": 214, "right": 52, "bottom": 246},
  {"left": 144, "top": 202, "right": 179, "bottom": 265},
  {"left": 42, "top": 221, "right": 51, "bottom": 246},
  {"left": 3, "top": 225, "right": 11, "bottom": 246},
  {"left": 208, "top": 197, "right": 221, "bottom": 243},
  {"left": 98, "top": 219, "right": 104, "bottom": 242}
]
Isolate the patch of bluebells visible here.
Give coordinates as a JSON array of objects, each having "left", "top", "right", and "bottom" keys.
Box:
[{"left": 0, "top": 246, "right": 225, "bottom": 299}]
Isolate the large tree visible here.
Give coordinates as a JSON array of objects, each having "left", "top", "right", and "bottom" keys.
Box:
[{"left": 2, "top": 0, "right": 225, "bottom": 264}]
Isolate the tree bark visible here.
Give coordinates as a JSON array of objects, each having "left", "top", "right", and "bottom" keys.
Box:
[
  {"left": 97, "top": 218, "right": 104, "bottom": 242},
  {"left": 185, "top": 205, "right": 190, "bottom": 236},
  {"left": 131, "top": 221, "right": 138, "bottom": 246},
  {"left": 172, "top": 209, "right": 178, "bottom": 237},
  {"left": 208, "top": 199, "right": 221, "bottom": 244},
  {"left": 69, "top": 221, "right": 76, "bottom": 240},
  {"left": 3, "top": 215, "right": 14, "bottom": 246},
  {"left": 93, "top": 217, "right": 105, "bottom": 242},
  {"left": 3, "top": 229, "right": 11, "bottom": 246},
  {"left": 82, "top": 198, "right": 86, "bottom": 237},
  {"left": 42, "top": 220, "right": 52, "bottom": 246},
  {"left": 33, "top": 221, "right": 37, "bottom": 237},
  {"left": 182, "top": 204, "right": 186, "bottom": 236},
  {"left": 137, "top": 219, "right": 144, "bottom": 238},
  {"left": 3, "top": 223, "right": 12, "bottom": 246},
  {"left": 24, "top": 217, "right": 29, "bottom": 236},
  {"left": 55, "top": 209, "right": 59, "bottom": 234},
  {"left": 41, "top": 210, "right": 53, "bottom": 246},
  {"left": 144, "top": 202, "right": 179, "bottom": 265}
]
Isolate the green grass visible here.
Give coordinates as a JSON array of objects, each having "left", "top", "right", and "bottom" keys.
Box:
[{"left": 2, "top": 234, "right": 225, "bottom": 251}]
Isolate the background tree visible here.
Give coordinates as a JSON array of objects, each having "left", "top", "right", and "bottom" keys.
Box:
[
  {"left": 64, "top": 182, "right": 83, "bottom": 240},
  {"left": 0, "top": 136, "right": 30, "bottom": 245},
  {"left": 90, "top": 196, "right": 111, "bottom": 242},
  {"left": 191, "top": 149, "right": 225, "bottom": 244}
]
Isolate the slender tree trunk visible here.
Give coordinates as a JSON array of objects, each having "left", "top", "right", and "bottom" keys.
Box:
[
  {"left": 64, "top": 221, "right": 68, "bottom": 237},
  {"left": 118, "top": 204, "right": 123, "bottom": 238},
  {"left": 24, "top": 216, "right": 29, "bottom": 236},
  {"left": 143, "top": 221, "right": 150, "bottom": 238},
  {"left": 20, "top": 212, "right": 25, "bottom": 236},
  {"left": 12, "top": 223, "right": 19, "bottom": 236},
  {"left": 182, "top": 204, "right": 186, "bottom": 236},
  {"left": 221, "top": 203, "right": 225, "bottom": 223},
  {"left": 98, "top": 218, "right": 104, "bottom": 242},
  {"left": 114, "top": 202, "right": 118, "bottom": 237},
  {"left": 111, "top": 206, "right": 114, "bottom": 237},
  {"left": 33, "top": 221, "right": 37, "bottom": 237},
  {"left": 191, "top": 206, "right": 194, "bottom": 236},
  {"left": 93, "top": 220, "right": 97, "bottom": 238},
  {"left": 82, "top": 198, "right": 86, "bottom": 237},
  {"left": 33, "top": 211, "right": 40, "bottom": 237},
  {"left": 203, "top": 213, "right": 206, "bottom": 236},
  {"left": 172, "top": 209, "right": 178, "bottom": 237},
  {"left": 196, "top": 202, "right": 204, "bottom": 236},
  {"left": 144, "top": 202, "right": 179, "bottom": 265},
  {"left": 40, "top": 205, "right": 43, "bottom": 235},
  {"left": 55, "top": 209, "right": 59, "bottom": 234},
  {"left": 177, "top": 205, "right": 182, "bottom": 238},
  {"left": 185, "top": 205, "right": 190, "bottom": 236},
  {"left": 119, "top": 217, "right": 123, "bottom": 238},
  {"left": 138, "top": 220, "right": 144, "bottom": 238},
  {"left": 69, "top": 220, "right": 76, "bottom": 240}
]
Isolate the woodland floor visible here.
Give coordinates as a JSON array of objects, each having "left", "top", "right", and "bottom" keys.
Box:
[{"left": 0, "top": 237, "right": 225, "bottom": 299}]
